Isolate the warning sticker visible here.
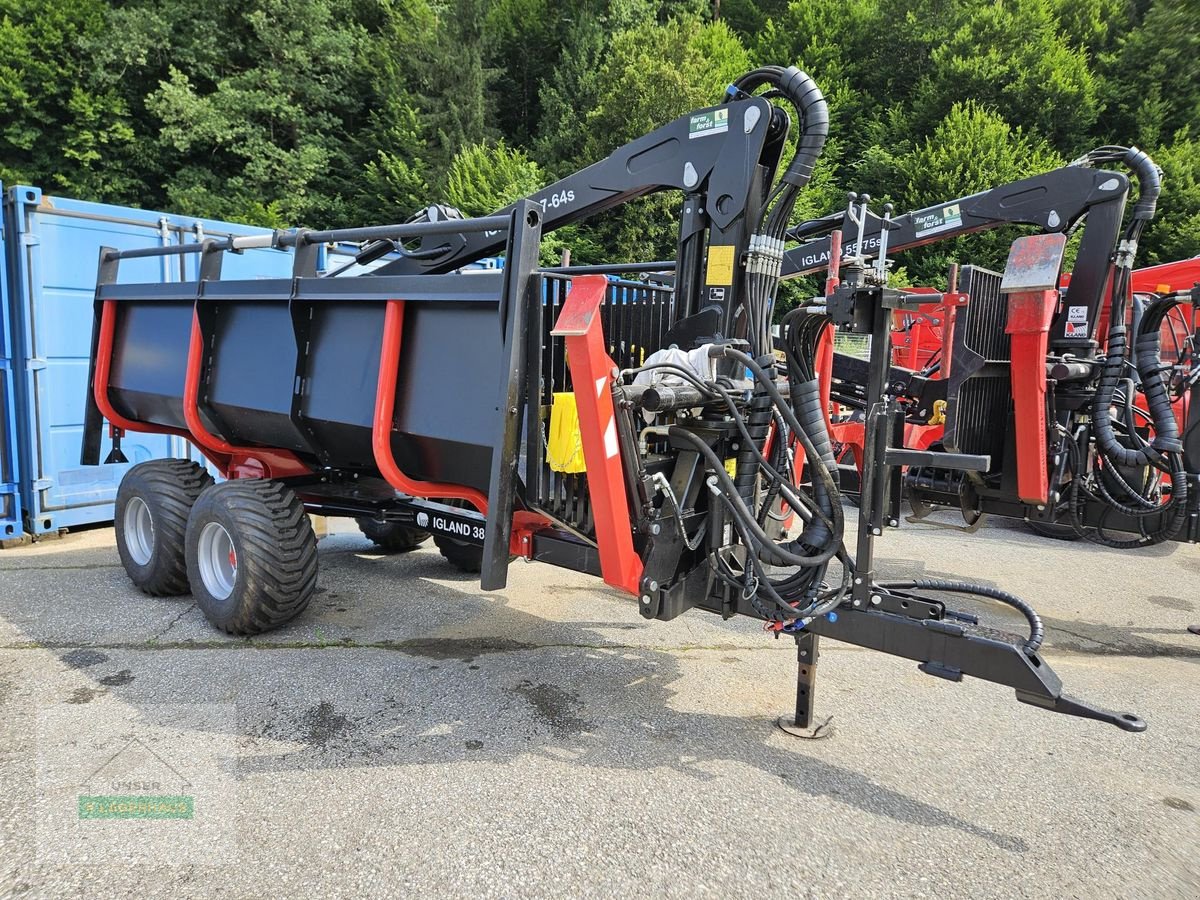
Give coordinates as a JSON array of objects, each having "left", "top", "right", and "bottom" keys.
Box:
[
  {"left": 914, "top": 203, "right": 963, "bottom": 237},
  {"left": 689, "top": 108, "right": 729, "bottom": 139},
  {"left": 705, "top": 245, "right": 735, "bottom": 285}
]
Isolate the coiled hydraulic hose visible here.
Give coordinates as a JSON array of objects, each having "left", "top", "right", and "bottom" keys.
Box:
[
  {"left": 1134, "top": 303, "right": 1184, "bottom": 455},
  {"left": 730, "top": 66, "right": 829, "bottom": 193},
  {"left": 733, "top": 384, "right": 774, "bottom": 506},
  {"left": 666, "top": 66, "right": 836, "bottom": 621},
  {"left": 1088, "top": 146, "right": 1167, "bottom": 469},
  {"left": 671, "top": 428, "right": 838, "bottom": 569},
  {"left": 727, "top": 66, "right": 828, "bottom": 357},
  {"left": 1070, "top": 145, "right": 1190, "bottom": 545},
  {"left": 788, "top": 377, "right": 838, "bottom": 550}
]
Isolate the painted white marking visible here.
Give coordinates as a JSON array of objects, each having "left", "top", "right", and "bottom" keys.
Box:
[{"left": 604, "top": 419, "right": 619, "bottom": 458}]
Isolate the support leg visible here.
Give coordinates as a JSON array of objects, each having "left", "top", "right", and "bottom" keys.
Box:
[{"left": 776, "top": 631, "right": 834, "bottom": 739}]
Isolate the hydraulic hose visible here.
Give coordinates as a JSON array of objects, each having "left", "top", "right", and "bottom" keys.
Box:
[
  {"left": 788, "top": 377, "right": 838, "bottom": 550},
  {"left": 1066, "top": 429, "right": 1186, "bottom": 547},
  {"left": 1087, "top": 290, "right": 1189, "bottom": 543},
  {"left": 1092, "top": 254, "right": 1154, "bottom": 468},
  {"left": 718, "top": 346, "right": 844, "bottom": 535},
  {"left": 728, "top": 66, "right": 829, "bottom": 356},
  {"left": 1135, "top": 308, "right": 1183, "bottom": 454},
  {"left": 777, "top": 67, "right": 829, "bottom": 190},
  {"left": 734, "top": 381, "right": 774, "bottom": 506},
  {"left": 671, "top": 426, "right": 838, "bottom": 568},
  {"left": 1088, "top": 145, "right": 1166, "bottom": 470},
  {"left": 731, "top": 66, "right": 829, "bottom": 191},
  {"left": 1120, "top": 146, "right": 1161, "bottom": 221},
  {"left": 877, "top": 579, "right": 1044, "bottom": 654}
]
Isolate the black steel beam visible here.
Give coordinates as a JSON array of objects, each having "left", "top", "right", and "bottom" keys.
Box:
[
  {"left": 804, "top": 605, "right": 1145, "bottom": 731},
  {"left": 480, "top": 200, "right": 544, "bottom": 591}
]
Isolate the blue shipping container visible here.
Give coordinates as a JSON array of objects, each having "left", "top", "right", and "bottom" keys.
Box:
[
  {"left": 2, "top": 186, "right": 294, "bottom": 536},
  {"left": 0, "top": 180, "right": 24, "bottom": 543}
]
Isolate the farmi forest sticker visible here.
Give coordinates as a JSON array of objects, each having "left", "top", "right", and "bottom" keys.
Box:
[
  {"left": 689, "top": 108, "right": 729, "bottom": 139},
  {"left": 78, "top": 737, "right": 194, "bottom": 820}
]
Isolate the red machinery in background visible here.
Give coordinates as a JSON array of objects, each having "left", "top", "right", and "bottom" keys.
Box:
[
  {"left": 893, "top": 256, "right": 1199, "bottom": 381},
  {"left": 783, "top": 150, "right": 1197, "bottom": 550},
  {"left": 829, "top": 287, "right": 946, "bottom": 476},
  {"left": 827, "top": 255, "right": 1198, "bottom": 535}
]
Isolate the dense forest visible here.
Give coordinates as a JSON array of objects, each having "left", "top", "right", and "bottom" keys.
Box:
[{"left": 1, "top": 0, "right": 1197, "bottom": 284}]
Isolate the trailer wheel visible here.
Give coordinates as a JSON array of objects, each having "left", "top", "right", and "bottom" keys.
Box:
[
  {"left": 115, "top": 459, "right": 214, "bottom": 596},
  {"left": 185, "top": 480, "right": 318, "bottom": 635},
  {"left": 432, "top": 533, "right": 487, "bottom": 572},
  {"left": 1026, "top": 520, "right": 1083, "bottom": 542},
  {"left": 355, "top": 518, "right": 430, "bottom": 553}
]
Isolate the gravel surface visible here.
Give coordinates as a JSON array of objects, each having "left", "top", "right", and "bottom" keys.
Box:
[{"left": 0, "top": 515, "right": 1196, "bottom": 898}]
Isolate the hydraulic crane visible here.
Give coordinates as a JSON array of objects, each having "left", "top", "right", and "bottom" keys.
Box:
[{"left": 83, "top": 66, "right": 1152, "bottom": 737}]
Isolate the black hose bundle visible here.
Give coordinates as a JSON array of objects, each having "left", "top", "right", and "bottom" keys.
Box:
[
  {"left": 1134, "top": 298, "right": 1185, "bottom": 455},
  {"left": 1068, "top": 293, "right": 1191, "bottom": 547},
  {"left": 656, "top": 332, "right": 849, "bottom": 624},
  {"left": 1076, "top": 146, "right": 1187, "bottom": 546},
  {"left": 732, "top": 386, "right": 774, "bottom": 507},
  {"left": 726, "top": 66, "right": 828, "bottom": 357},
  {"left": 1089, "top": 146, "right": 1161, "bottom": 465},
  {"left": 781, "top": 307, "right": 840, "bottom": 553},
  {"left": 636, "top": 65, "right": 843, "bottom": 625},
  {"left": 730, "top": 66, "right": 829, "bottom": 193}
]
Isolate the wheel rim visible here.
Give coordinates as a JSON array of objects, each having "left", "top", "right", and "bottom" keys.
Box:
[
  {"left": 123, "top": 497, "right": 155, "bottom": 566},
  {"left": 197, "top": 521, "right": 238, "bottom": 601}
]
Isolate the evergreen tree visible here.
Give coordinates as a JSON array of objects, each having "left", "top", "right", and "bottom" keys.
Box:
[
  {"left": 895, "top": 101, "right": 1064, "bottom": 283},
  {"left": 446, "top": 140, "right": 544, "bottom": 216},
  {"left": 0, "top": 0, "right": 1193, "bottom": 268},
  {"left": 1142, "top": 128, "right": 1200, "bottom": 265},
  {"left": 568, "top": 16, "right": 750, "bottom": 261},
  {"left": 1101, "top": 0, "right": 1200, "bottom": 147},
  {"left": 0, "top": 0, "right": 138, "bottom": 199}
]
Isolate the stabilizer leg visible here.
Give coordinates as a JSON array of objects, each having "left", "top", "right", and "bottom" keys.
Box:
[{"left": 777, "top": 631, "right": 834, "bottom": 739}]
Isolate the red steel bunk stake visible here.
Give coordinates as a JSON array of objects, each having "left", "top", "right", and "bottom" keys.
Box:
[
  {"left": 817, "top": 229, "right": 840, "bottom": 434},
  {"left": 372, "top": 299, "right": 490, "bottom": 514},
  {"left": 182, "top": 309, "right": 308, "bottom": 479},
  {"left": 807, "top": 233, "right": 842, "bottom": 474},
  {"left": 823, "top": 228, "right": 842, "bottom": 298},
  {"left": 93, "top": 299, "right": 193, "bottom": 443},
  {"left": 551, "top": 276, "right": 644, "bottom": 596},
  {"left": 1006, "top": 289, "right": 1059, "bottom": 504},
  {"left": 1001, "top": 234, "right": 1069, "bottom": 506}
]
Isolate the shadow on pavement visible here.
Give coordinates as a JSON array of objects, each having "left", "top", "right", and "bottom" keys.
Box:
[{"left": 1, "top": 536, "right": 1037, "bottom": 853}]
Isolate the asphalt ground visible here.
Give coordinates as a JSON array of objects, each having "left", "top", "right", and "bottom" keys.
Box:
[{"left": 0, "top": 512, "right": 1197, "bottom": 898}]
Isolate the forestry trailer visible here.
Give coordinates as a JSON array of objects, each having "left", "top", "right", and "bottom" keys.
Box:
[{"left": 84, "top": 66, "right": 1179, "bottom": 736}]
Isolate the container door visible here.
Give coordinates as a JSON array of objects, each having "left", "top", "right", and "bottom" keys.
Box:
[
  {"left": 0, "top": 180, "right": 25, "bottom": 542},
  {"left": 5, "top": 186, "right": 185, "bottom": 533}
]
